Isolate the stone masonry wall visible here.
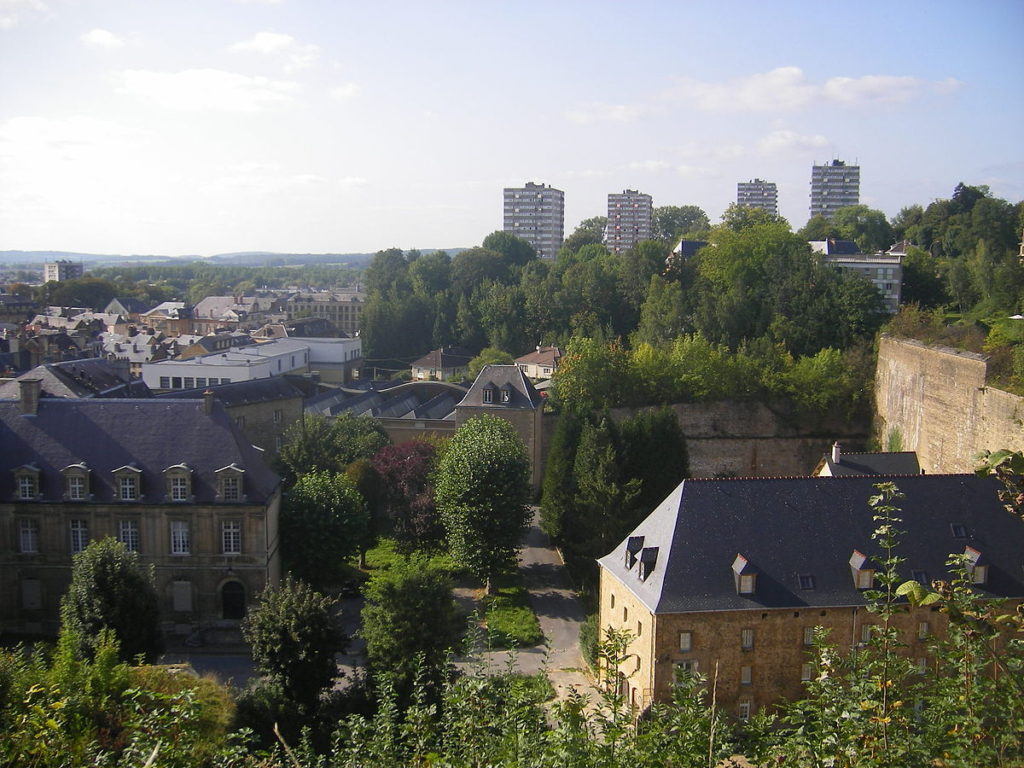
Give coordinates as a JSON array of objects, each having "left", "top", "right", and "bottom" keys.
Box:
[{"left": 875, "top": 336, "right": 1024, "bottom": 473}]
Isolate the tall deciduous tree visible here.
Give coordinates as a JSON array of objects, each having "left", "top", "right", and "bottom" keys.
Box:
[
  {"left": 653, "top": 205, "right": 710, "bottom": 242},
  {"left": 435, "top": 415, "right": 531, "bottom": 592},
  {"left": 372, "top": 440, "right": 443, "bottom": 551},
  {"left": 242, "top": 576, "right": 342, "bottom": 715},
  {"left": 278, "top": 413, "right": 390, "bottom": 485},
  {"left": 60, "top": 537, "right": 162, "bottom": 662},
  {"left": 281, "top": 471, "right": 370, "bottom": 587}
]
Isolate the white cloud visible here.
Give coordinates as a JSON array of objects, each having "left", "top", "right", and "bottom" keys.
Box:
[
  {"left": 623, "top": 160, "right": 671, "bottom": 172},
  {"left": 229, "top": 31, "right": 320, "bottom": 71},
  {"left": 117, "top": 69, "right": 299, "bottom": 112},
  {"left": 81, "top": 28, "right": 125, "bottom": 49},
  {"left": 564, "top": 102, "right": 645, "bottom": 124},
  {"left": 757, "top": 129, "right": 828, "bottom": 154},
  {"left": 330, "top": 82, "right": 360, "bottom": 100},
  {"left": 0, "top": 0, "right": 44, "bottom": 29},
  {"left": 665, "top": 67, "right": 957, "bottom": 113}
]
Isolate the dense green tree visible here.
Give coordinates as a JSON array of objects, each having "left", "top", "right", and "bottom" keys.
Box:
[
  {"left": 281, "top": 471, "right": 370, "bottom": 586},
  {"left": 364, "top": 247, "right": 411, "bottom": 298},
  {"left": 798, "top": 214, "right": 839, "bottom": 242},
  {"left": 832, "top": 204, "right": 895, "bottom": 253},
  {"left": 653, "top": 205, "right": 710, "bottom": 242},
  {"left": 37, "top": 276, "right": 119, "bottom": 309},
  {"left": 560, "top": 216, "right": 607, "bottom": 254},
  {"left": 617, "top": 407, "right": 688, "bottom": 515},
  {"left": 719, "top": 202, "right": 789, "bottom": 232},
  {"left": 553, "top": 336, "right": 632, "bottom": 412},
  {"left": 372, "top": 440, "right": 443, "bottom": 551},
  {"left": 450, "top": 247, "right": 511, "bottom": 296},
  {"left": 890, "top": 203, "right": 924, "bottom": 242},
  {"left": 278, "top": 413, "right": 390, "bottom": 484},
  {"left": 360, "top": 556, "right": 460, "bottom": 688},
  {"left": 435, "top": 415, "right": 531, "bottom": 592},
  {"left": 539, "top": 411, "right": 584, "bottom": 542},
  {"left": 481, "top": 231, "right": 536, "bottom": 268},
  {"left": 475, "top": 281, "right": 529, "bottom": 352},
  {"left": 242, "top": 576, "right": 342, "bottom": 715},
  {"left": 59, "top": 538, "right": 162, "bottom": 662},
  {"left": 900, "top": 245, "right": 948, "bottom": 307},
  {"left": 408, "top": 250, "right": 451, "bottom": 297},
  {"left": 467, "top": 346, "right": 514, "bottom": 379},
  {"left": 633, "top": 274, "right": 691, "bottom": 345}
]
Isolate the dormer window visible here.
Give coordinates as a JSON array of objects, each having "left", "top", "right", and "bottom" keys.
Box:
[
  {"left": 964, "top": 547, "right": 988, "bottom": 586},
  {"left": 500, "top": 384, "right": 513, "bottom": 403},
  {"left": 216, "top": 464, "right": 245, "bottom": 502},
  {"left": 733, "top": 554, "right": 757, "bottom": 595},
  {"left": 113, "top": 465, "right": 143, "bottom": 501},
  {"left": 482, "top": 385, "right": 495, "bottom": 404},
  {"left": 14, "top": 465, "right": 41, "bottom": 501},
  {"left": 850, "top": 550, "right": 874, "bottom": 589},
  {"left": 163, "top": 464, "right": 193, "bottom": 502},
  {"left": 638, "top": 547, "right": 659, "bottom": 581},
  {"left": 625, "top": 536, "right": 644, "bottom": 569},
  {"left": 62, "top": 463, "right": 90, "bottom": 502}
]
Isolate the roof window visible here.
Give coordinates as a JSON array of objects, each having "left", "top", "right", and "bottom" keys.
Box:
[
  {"left": 638, "top": 547, "right": 659, "bottom": 581},
  {"left": 849, "top": 550, "right": 874, "bottom": 589},
  {"left": 733, "top": 554, "right": 757, "bottom": 595},
  {"left": 625, "top": 536, "right": 644, "bottom": 569}
]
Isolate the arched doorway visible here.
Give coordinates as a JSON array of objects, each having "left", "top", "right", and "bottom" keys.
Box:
[{"left": 221, "top": 581, "right": 246, "bottom": 620}]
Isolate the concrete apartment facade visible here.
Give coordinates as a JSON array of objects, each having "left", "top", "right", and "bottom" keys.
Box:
[
  {"left": 503, "top": 182, "right": 564, "bottom": 259},
  {"left": 43, "top": 260, "right": 84, "bottom": 283},
  {"left": 810, "top": 239, "right": 902, "bottom": 313},
  {"left": 810, "top": 160, "right": 860, "bottom": 219},
  {"left": 736, "top": 179, "right": 779, "bottom": 216},
  {"left": 607, "top": 189, "right": 653, "bottom": 254}
]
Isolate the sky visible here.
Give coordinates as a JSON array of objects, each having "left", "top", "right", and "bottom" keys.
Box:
[{"left": 1, "top": 0, "right": 1022, "bottom": 257}]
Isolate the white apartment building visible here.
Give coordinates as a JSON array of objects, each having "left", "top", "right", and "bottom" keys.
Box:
[
  {"left": 607, "top": 189, "right": 653, "bottom": 254},
  {"left": 503, "top": 182, "right": 564, "bottom": 259},
  {"left": 810, "top": 160, "right": 860, "bottom": 219},
  {"left": 737, "top": 179, "right": 778, "bottom": 216}
]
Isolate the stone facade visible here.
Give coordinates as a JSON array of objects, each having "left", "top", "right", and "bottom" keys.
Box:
[{"left": 875, "top": 335, "right": 1024, "bottom": 473}]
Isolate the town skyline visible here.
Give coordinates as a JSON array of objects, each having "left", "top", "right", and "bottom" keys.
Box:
[{"left": 1, "top": 0, "right": 1022, "bottom": 256}]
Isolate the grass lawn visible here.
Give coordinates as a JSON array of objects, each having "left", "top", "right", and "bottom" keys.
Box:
[
  {"left": 360, "top": 538, "right": 458, "bottom": 576},
  {"left": 483, "top": 574, "right": 544, "bottom": 649}
]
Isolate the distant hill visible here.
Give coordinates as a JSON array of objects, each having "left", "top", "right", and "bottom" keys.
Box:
[{"left": 0, "top": 249, "right": 466, "bottom": 269}]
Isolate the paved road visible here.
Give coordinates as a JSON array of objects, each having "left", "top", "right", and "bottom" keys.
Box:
[{"left": 163, "top": 510, "right": 593, "bottom": 699}]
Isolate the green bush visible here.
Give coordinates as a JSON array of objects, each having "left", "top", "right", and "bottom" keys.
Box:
[{"left": 579, "top": 613, "right": 598, "bottom": 669}]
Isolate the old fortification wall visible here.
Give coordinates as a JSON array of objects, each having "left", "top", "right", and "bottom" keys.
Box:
[
  {"left": 609, "top": 400, "right": 870, "bottom": 479},
  {"left": 875, "top": 335, "right": 1024, "bottom": 473}
]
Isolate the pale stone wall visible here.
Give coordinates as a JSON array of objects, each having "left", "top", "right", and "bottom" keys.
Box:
[{"left": 875, "top": 336, "right": 1024, "bottom": 473}]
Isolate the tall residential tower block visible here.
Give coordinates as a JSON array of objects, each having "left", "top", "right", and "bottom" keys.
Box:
[
  {"left": 607, "top": 189, "right": 653, "bottom": 253},
  {"left": 503, "top": 182, "right": 564, "bottom": 259},
  {"left": 737, "top": 179, "right": 778, "bottom": 216},
  {"left": 810, "top": 160, "right": 860, "bottom": 219}
]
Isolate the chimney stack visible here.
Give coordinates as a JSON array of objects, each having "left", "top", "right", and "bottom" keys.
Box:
[
  {"left": 19, "top": 378, "right": 42, "bottom": 415},
  {"left": 203, "top": 388, "right": 215, "bottom": 415},
  {"left": 831, "top": 441, "right": 841, "bottom": 464}
]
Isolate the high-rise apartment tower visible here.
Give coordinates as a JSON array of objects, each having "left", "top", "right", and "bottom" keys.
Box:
[
  {"left": 606, "top": 189, "right": 653, "bottom": 253},
  {"left": 810, "top": 160, "right": 860, "bottom": 219},
  {"left": 736, "top": 179, "right": 778, "bottom": 216},
  {"left": 503, "top": 182, "right": 564, "bottom": 259}
]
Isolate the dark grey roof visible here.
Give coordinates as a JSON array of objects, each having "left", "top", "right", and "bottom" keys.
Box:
[
  {"left": 0, "top": 359, "right": 148, "bottom": 399},
  {"left": 0, "top": 397, "right": 280, "bottom": 504},
  {"left": 821, "top": 451, "right": 921, "bottom": 476},
  {"left": 156, "top": 376, "right": 304, "bottom": 407},
  {"left": 598, "top": 475, "right": 1024, "bottom": 615},
  {"left": 104, "top": 297, "right": 152, "bottom": 316},
  {"left": 458, "top": 365, "right": 543, "bottom": 409},
  {"left": 410, "top": 346, "right": 474, "bottom": 370}
]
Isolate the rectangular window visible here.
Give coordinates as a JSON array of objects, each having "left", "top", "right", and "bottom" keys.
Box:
[
  {"left": 195, "top": 377, "right": 206, "bottom": 388},
  {"left": 21, "top": 579, "right": 42, "bottom": 610},
  {"left": 170, "top": 520, "right": 190, "bottom": 555},
  {"left": 679, "top": 631, "right": 693, "bottom": 652},
  {"left": 741, "top": 628, "right": 754, "bottom": 650},
  {"left": 222, "top": 476, "right": 241, "bottom": 501},
  {"left": 19, "top": 519, "right": 39, "bottom": 553},
  {"left": 798, "top": 574, "right": 816, "bottom": 590},
  {"left": 483, "top": 388, "right": 493, "bottom": 404},
  {"left": 170, "top": 476, "right": 189, "bottom": 501},
  {"left": 856, "top": 570, "right": 874, "bottom": 589},
  {"left": 159, "top": 377, "right": 170, "bottom": 389},
  {"left": 737, "top": 701, "right": 751, "bottom": 721},
  {"left": 67, "top": 475, "right": 85, "bottom": 501},
  {"left": 171, "top": 377, "right": 182, "bottom": 389},
  {"left": 917, "top": 621, "right": 929, "bottom": 640},
  {"left": 235, "top": 416, "right": 245, "bottom": 428},
  {"left": 622, "top": 606, "right": 628, "bottom": 623},
  {"left": 70, "top": 519, "right": 88, "bottom": 554},
  {"left": 118, "top": 520, "right": 139, "bottom": 552},
  {"left": 740, "top": 665, "right": 752, "bottom": 685},
  {"left": 803, "top": 627, "right": 816, "bottom": 646},
  {"left": 172, "top": 580, "right": 192, "bottom": 612},
  {"left": 273, "top": 409, "right": 282, "bottom": 424},
  {"left": 916, "top": 657, "right": 928, "bottom": 674},
  {"left": 183, "top": 377, "right": 194, "bottom": 389},
  {"left": 801, "top": 663, "right": 813, "bottom": 682},
  {"left": 861, "top": 624, "right": 875, "bottom": 644},
  {"left": 739, "top": 573, "right": 756, "bottom": 594},
  {"left": 119, "top": 475, "right": 138, "bottom": 501},
  {"left": 18, "top": 475, "right": 36, "bottom": 500},
  {"left": 222, "top": 520, "right": 241, "bottom": 555}
]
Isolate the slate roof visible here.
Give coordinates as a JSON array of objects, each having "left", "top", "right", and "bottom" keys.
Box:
[
  {"left": 0, "top": 397, "right": 279, "bottom": 504},
  {"left": 459, "top": 364, "right": 543, "bottom": 409},
  {"left": 0, "top": 359, "right": 149, "bottom": 399},
  {"left": 514, "top": 346, "right": 563, "bottom": 367},
  {"left": 598, "top": 474, "right": 1024, "bottom": 615},
  {"left": 410, "top": 346, "right": 474, "bottom": 371},
  {"left": 104, "top": 297, "right": 152, "bottom": 316},
  {"left": 816, "top": 450, "right": 921, "bottom": 477},
  {"left": 156, "top": 375, "right": 304, "bottom": 407}
]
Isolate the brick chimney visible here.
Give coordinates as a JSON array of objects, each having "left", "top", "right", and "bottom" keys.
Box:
[
  {"left": 831, "top": 441, "right": 841, "bottom": 464},
  {"left": 19, "top": 378, "right": 42, "bottom": 415}
]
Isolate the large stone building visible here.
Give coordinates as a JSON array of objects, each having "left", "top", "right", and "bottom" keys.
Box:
[
  {"left": 606, "top": 189, "right": 653, "bottom": 254},
  {"left": 273, "top": 292, "right": 365, "bottom": 337},
  {"left": 598, "top": 474, "right": 1024, "bottom": 718},
  {"left": 736, "top": 178, "right": 778, "bottom": 216},
  {"left": 503, "top": 182, "right": 565, "bottom": 259},
  {"left": 809, "top": 159, "right": 860, "bottom": 219},
  {"left": 0, "top": 382, "right": 282, "bottom": 639}
]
